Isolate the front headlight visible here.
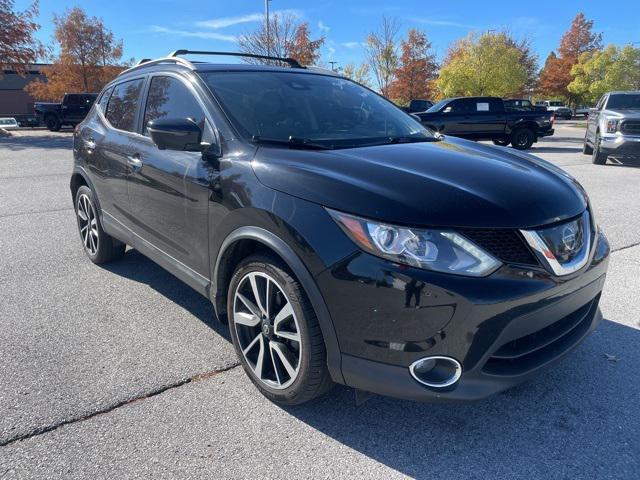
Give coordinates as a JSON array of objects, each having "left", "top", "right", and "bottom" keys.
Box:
[
  {"left": 606, "top": 119, "right": 619, "bottom": 133},
  {"left": 327, "top": 209, "right": 501, "bottom": 277}
]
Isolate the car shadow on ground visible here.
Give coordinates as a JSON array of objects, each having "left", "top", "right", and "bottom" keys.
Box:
[
  {"left": 0, "top": 132, "right": 73, "bottom": 151},
  {"left": 100, "top": 248, "right": 231, "bottom": 341},
  {"left": 97, "top": 248, "right": 638, "bottom": 477},
  {"left": 281, "top": 320, "right": 639, "bottom": 478},
  {"left": 608, "top": 157, "right": 640, "bottom": 169}
]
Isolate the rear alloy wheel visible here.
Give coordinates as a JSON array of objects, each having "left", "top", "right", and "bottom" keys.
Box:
[
  {"left": 228, "top": 255, "right": 332, "bottom": 405},
  {"left": 511, "top": 128, "right": 535, "bottom": 150},
  {"left": 592, "top": 132, "right": 608, "bottom": 165},
  {"left": 45, "top": 115, "right": 61, "bottom": 132},
  {"left": 75, "top": 185, "right": 125, "bottom": 263}
]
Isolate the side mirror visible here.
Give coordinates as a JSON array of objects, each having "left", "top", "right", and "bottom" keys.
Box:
[{"left": 148, "top": 118, "right": 204, "bottom": 152}]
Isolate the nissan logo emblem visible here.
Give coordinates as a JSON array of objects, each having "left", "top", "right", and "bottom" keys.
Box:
[{"left": 562, "top": 225, "right": 578, "bottom": 252}]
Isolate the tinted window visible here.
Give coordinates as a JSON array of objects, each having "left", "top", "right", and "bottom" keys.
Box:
[
  {"left": 446, "top": 99, "right": 475, "bottom": 113},
  {"left": 105, "top": 79, "right": 144, "bottom": 132},
  {"left": 143, "top": 76, "right": 206, "bottom": 135},
  {"left": 97, "top": 87, "right": 113, "bottom": 112},
  {"left": 200, "top": 71, "right": 432, "bottom": 147},
  {"left": 549, "top": 101, "right": 565, "bottom": 107},
  {"left": 606, "top": 94, "right": 640, "bottom": 110}
]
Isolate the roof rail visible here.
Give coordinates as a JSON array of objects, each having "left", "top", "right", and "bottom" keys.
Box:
[
  {"left": 118, "top": 56, "right": 195, "bottom": 77},
  {"left": 168, "top": 50, "right": 303, "bottom": 69}
]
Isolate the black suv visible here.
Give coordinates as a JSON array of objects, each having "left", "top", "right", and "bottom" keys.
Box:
[{"left": 72, "top": 51, "right": 610, "bottom": 405}]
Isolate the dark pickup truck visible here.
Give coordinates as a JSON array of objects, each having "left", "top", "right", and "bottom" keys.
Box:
[
  {"left": 416, "top": 96, "right": 554, "bottom": 150},
  {"left": 401, "top": 99, "right": 434, "bottom": 113},
  {"left": 35, "top": 93, "right": 97, "bottom": 131}
]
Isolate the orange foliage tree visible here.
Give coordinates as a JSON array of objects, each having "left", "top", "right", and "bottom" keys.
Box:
[
  {"left": 538, "top": 13, "right": 602, "bottom": 104},
  {"left": 25, "top": 7, "right": 125, "bottom": 100},
  {"left": 0, "top": 0, "right": 45, "bottom": 76},
  {"left": 286, "top": 23, "right": 324, "bottom": 66},
  {"left": 388, "top": 29, "right": 438, "bottom": 105}
]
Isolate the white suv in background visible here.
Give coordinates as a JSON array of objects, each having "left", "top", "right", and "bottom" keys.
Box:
[{"left": 536, "top": 100, "right": 573, "bottom": 120}]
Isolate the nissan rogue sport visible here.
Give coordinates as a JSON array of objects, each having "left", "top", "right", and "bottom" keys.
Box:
[{"left": 71, "top": 51, "right": 610, "bottom": 405}]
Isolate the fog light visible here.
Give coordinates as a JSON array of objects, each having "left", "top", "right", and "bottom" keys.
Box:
[{"left": 409, "top": 356, "right": 462, "bottom": 388}]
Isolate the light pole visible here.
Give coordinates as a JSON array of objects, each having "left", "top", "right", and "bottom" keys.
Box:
[
  {"left": 265, "top": 0, "right": 271, "bottom": 57},
  {"left": 329, "top": 61, "right": 338, "bottom": 72}
]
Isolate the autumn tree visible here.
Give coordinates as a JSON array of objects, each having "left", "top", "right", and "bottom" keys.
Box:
[
  {"left": 387, "top": 29, "right": 438, "bottom": 105},
  {"left": 568, "top": 44, "right": 640, "bottom": 103},
  {"left": 25, "top": 7, "right": 124, "bottom": 101},
  {"left": 237, "top": 13, "right": 324, "bottom": 66},
  {"left": 437, "top": 32, "right": 527, "bottom": 98},
  {"left": 365, "top": 16, "right": 400, "bottom": 97},
  {"left": 0, "top": 0, "right": 45, "bottom": 77},
  {"left": 538, "top": 13, "right": 601, "bottom": 103},
  {"left": 342, "top": 63, "right": 371, "bottom": 88}
]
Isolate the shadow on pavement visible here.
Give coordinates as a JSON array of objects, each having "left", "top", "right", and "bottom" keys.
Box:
[
  {"left": 283, "top": 320, "right": 639, "bottom": 478},
  {"left": 97, "top": 248, "right": 638, "bottom": 477},
  {"left": 0, "top": 132, "right": 73, "bottom": 151},
  {"left": 608, "top": 157, "right": 640, "bottom": 169},
  {"left": 100, "top": 248, "right": 231, "bottom": 341}
]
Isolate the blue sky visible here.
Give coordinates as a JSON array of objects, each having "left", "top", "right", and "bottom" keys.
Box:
[{"left": 18, "top": 0, "right": 640, "bottom": 68}]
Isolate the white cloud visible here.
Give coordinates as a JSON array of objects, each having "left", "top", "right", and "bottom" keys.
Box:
[
  {"left": 413, "top": 17, "right": 478, "bottom": 29},
  {"left": 317, "top": 20, "right": 330, "bottom": 33},
  {"left": 342, "top": 41, "right": 366, "bottom": 49},
  {"left": 149, "top": 25, "right": 237, "bottom": 42},
  {"left": 195, "top": 13, "right": 263, "bottom": 29}
]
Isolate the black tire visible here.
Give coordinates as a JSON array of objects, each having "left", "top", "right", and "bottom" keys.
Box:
[
  {"left": 45, "top": 115, "right": 61, "bottom": 132},
  {"left": 75, "top": 185, "right": 126, "bottom": 263},
  {"left": 492, "top": 138, "right": 510, "bottom": 146},
  {"left": 227, "top": 254, "right": 333, "bottom": 405},
  {"left": 511, "top": 128, "right": 535, "bottom": 150},
  {"left": 592, "top": 132, "right": 608, "bottom": 165},
  {"left": 582, "top": 132, "right": 593, "bottom": 155}
]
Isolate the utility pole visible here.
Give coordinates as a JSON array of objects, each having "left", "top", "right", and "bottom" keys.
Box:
[
  {"left": 329, "top": 61, "right": 338, "bottom": 72},
  {"left": 265, "top": 0, "right": 271, "bottom": 57}
]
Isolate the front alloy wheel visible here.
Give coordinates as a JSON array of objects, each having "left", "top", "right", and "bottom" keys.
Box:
[
  {"left": 228, "top": 255, "right": 333, "bottom": 404},
  {"left": 233, "top": 271, "right": 302, "bottom": 389}
]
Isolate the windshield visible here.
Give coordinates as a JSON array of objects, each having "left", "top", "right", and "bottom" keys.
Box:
[
  {"left": 607, "top": 94, "right": 640, "bottom": 110},
  {"left": 549, "top": 101, "right": 566, "bottom": 107},
  {"left": 426, "top": 99, "right": 451, "bottom": 112},
  {"left": 199, "top": 71, "right": 434, "bottom": 148}
]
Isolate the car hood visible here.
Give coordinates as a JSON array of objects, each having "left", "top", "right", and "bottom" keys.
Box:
[
  {"left": 251, "top": 137, "right": 587, "bottom": 229},
  {"left": 602, "top": 109, "right": 640, "bottom": 119}
]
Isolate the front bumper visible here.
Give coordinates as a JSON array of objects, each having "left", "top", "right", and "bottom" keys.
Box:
[
  {"left": 315, "top": 230, "right": 610, "bottom": 402},
  {"left": 600, "top": 134, "right": 640, "bottom": 155}
]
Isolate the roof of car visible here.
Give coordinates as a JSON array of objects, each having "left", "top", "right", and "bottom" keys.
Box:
[{"left": 607, "top": 91, "right": 640, "bottom": 95}]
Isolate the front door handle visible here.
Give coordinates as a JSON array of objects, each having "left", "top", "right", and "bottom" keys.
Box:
[{"left": 127, "top": 153, "right": 143, "bottom": 172}]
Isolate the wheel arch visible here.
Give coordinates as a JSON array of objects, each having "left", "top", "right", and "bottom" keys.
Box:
[
  {"left": 70, "top": 167, "right": 102, "bottom": 215},
  {"left": 212, "top": 226, "right": 345, "bottom": 384}
]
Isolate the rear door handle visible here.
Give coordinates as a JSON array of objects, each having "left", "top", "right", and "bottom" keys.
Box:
[{"left": 127, "top": 153, "right": 143, "bottom": 172}]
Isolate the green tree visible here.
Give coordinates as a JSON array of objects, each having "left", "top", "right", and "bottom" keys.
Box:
[
  {"left": 568, "top": 44, "right": 640, "bottom": 104},
  {"left": 342, "top": 62, "right": 371, "bottom": 88},
  {"left": 437, "top": 32, "right": 527, "bottom": 97}
]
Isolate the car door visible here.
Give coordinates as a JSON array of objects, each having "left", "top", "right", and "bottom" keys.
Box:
[
  {"left": 125, "top": 74, "right": 213, "bottom": 284},
  {"left": 439, "top": 98, "right": 476, "bottom": 136},
  {"left": 88, "top": 77, "right": 146, "bottom": 234},
  {"left": 471, "top": 98, "right": 506, "bottom": 138},
  {"left": 63, "top": 94, "right": 87, "bottom": 123}
]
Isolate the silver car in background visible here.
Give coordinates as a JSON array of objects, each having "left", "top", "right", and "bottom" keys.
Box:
[{"left": 584, "top": 91, "right": 640, "bottom": 165}]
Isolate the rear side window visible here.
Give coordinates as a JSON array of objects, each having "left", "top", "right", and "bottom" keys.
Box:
[
  {"left": 105, "top": 79, "right": 144, "bottom": 132},
  {"left": 97, "top": 87, "right": 113, "bottom": 112},
  {"left": 142, "top": 76, "right": 206, "bottom": 135}
]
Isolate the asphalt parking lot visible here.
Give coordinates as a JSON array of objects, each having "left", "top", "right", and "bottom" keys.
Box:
[{"left": 1, "top": 122, "right": 639, "bottom": 479}]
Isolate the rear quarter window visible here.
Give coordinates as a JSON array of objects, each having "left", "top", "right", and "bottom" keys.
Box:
[{"left": 105, "top": 79, "right": 144, "bottom": 132}]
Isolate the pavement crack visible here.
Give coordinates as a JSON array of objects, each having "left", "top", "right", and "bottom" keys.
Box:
[
  {"left": 0, "top": 363, "right": 240, "bottom": 448},
  {"left": 611, "top": 242, "right": 640, "bottom": 254},
  {"left": 0, "top": 207, "right": 73, "bottom": 219}
]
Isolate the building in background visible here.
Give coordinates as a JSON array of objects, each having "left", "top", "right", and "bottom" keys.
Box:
[{"left": 0, "top": 64, "right": 49, "bottom": 125}]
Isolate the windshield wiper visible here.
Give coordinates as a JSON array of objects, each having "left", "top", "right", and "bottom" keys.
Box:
[
  {"left": 385, "top": 135, "right": 441, "bottom": 144},
  {"left": 251, "top": 135, "right": 333, "bottom": 150}
]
